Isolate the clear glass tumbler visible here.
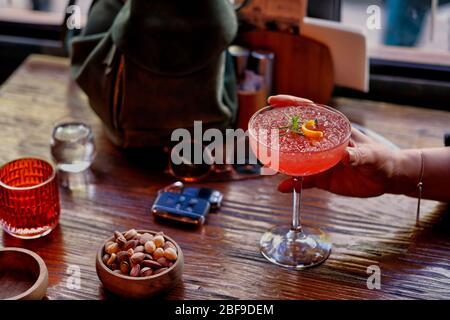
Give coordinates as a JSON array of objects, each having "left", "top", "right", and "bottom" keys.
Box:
[{"left": 50, "top": 121, "right": 96, "bottom": 173}]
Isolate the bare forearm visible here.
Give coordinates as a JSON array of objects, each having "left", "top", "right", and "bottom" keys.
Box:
[{"left": 391, "top": 148, "right": 450, "bottom": 202}]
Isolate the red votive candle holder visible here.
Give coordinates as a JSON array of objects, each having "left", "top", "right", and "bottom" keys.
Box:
[{"left": 0, "top": 158, "right": 60, "bottom": 239}]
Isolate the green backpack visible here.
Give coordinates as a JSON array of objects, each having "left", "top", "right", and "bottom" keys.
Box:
[{"left": 70, "top": 0, "right": 238, "bottom": 148}]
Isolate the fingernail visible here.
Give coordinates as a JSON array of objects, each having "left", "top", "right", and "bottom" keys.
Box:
[{"left": 347, "top": 148, "right": 357, "bottom": 165}]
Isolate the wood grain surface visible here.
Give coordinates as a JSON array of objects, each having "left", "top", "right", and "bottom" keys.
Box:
[{"left": 0, "top": 55, "right": 449, "bottom": 300}]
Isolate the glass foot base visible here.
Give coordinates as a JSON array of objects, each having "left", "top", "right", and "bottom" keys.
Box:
[
  {"left": 260, "top": 226, "right": 331, "bottom": 269},
  {"left": 2, "top": 222, "right": 58, "bottom": 239}
]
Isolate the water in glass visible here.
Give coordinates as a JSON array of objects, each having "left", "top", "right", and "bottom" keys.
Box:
[{"left": 51, "top": 122, "right": 96, "bottom": 173}]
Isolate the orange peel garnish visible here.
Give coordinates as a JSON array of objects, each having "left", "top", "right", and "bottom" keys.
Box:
[{"left": 302, "top": 119, "right": 323, "bottom": 139}]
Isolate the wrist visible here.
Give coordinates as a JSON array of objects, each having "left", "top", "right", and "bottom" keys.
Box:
[{"left": 389, "top": 149, "right": 422, "bottom": 196}]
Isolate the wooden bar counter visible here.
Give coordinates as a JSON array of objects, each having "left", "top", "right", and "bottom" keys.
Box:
[{"left": 0, "top": 55, "right": 449, "bottom": 299}]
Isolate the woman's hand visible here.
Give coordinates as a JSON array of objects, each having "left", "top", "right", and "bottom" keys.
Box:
[
  {"left": 271, "top": 95, "right": 450, "bottom": 202},
  {"left": 269, "top": 95, "right": 419, "bottom": 198},
  {"left": 278, "top": 128, "right": 403, "bottom": 197}
]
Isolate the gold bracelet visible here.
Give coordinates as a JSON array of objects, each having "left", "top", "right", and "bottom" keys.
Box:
[{"left": 416, "top": 150, "right": 425, "bottom": 225}]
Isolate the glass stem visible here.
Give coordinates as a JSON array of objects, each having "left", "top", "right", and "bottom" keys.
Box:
[{"left": 291, "top": 176, "right": 303, "bottom": 232}]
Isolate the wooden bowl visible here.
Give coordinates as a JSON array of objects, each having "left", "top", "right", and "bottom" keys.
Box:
[
  {"left": 96, "top": 230, "right": 184, "bottom": 299},
  {"left": 0, "top": 247, "right": 48, "bottom": 300}
]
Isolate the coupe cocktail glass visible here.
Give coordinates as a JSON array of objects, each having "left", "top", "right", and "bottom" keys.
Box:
[{"left": 248, "top": 104, "right": 351, "bottom": 269}]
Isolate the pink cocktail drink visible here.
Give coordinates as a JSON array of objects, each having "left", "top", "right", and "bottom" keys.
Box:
[
  {"left": 249, "top": 104, "right": 351, "bottom": 176},
  {"left": 248, "top": 103, "right": 351, "bottom": 269}
]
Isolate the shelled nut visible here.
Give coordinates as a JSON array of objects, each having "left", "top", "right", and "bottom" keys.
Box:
[
  {"left": 127, "top": 248, "right": 134, "bottom": 257},
  {"left": 144, "top": 240, "right": 156, "bottom": 254},
  {"left": 120, "top": 261, "right": 130, "bottom": 274},
  {"left": 164, "top": 247, "right": 178, "bottom": 261},
  {"left": 141, "top": 260, "right": 162, "bottom": 269},
  {"left": 163, "top": 241, "right": 176, "bottom": 251},
  {"left": 124, "top": 229, "right": 138, "bottom": 240},
  {"left": 144, "top": 254, "right": 153, "bottom": 261},
  {"left": 134, "top": 245, "right": 145, "bottom": 253},
  {"left": 139, "top": 233, "right": 154, "bottom": 245},
  {"left": 124, "top": 239, "right": 138, "bottom": 251},
  {"left": 102, "top": 254, "right": 110, "bottom": 265},
  {"left": 153, "top": 247, "right": 164, "bottom": 260},
  {"left": 156, "top": 257, "right": 172, "bottom": 268},
  {"left": 130, "top": 264, "right": 141, "bottom": 277},
  {"left": 140, "top": 267, "right": 153, "bottom": 277},
  {"left": 106, "top": 253, "right": 117, "bottom": 266},
  {"left": 114, "top": 231, "right": 127, "bottom": 246},
  {"left": 130, "top": 252, "right": 145, "bottom": 265},
  {"left": 105, "top": 242, "right": 120, "bottom": 254},
  {"left": 153, "top": 235, "right": 165, "bottom": 248},
  {"left": 116, "top": 251, "right": 129, "bottom": 263}
]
